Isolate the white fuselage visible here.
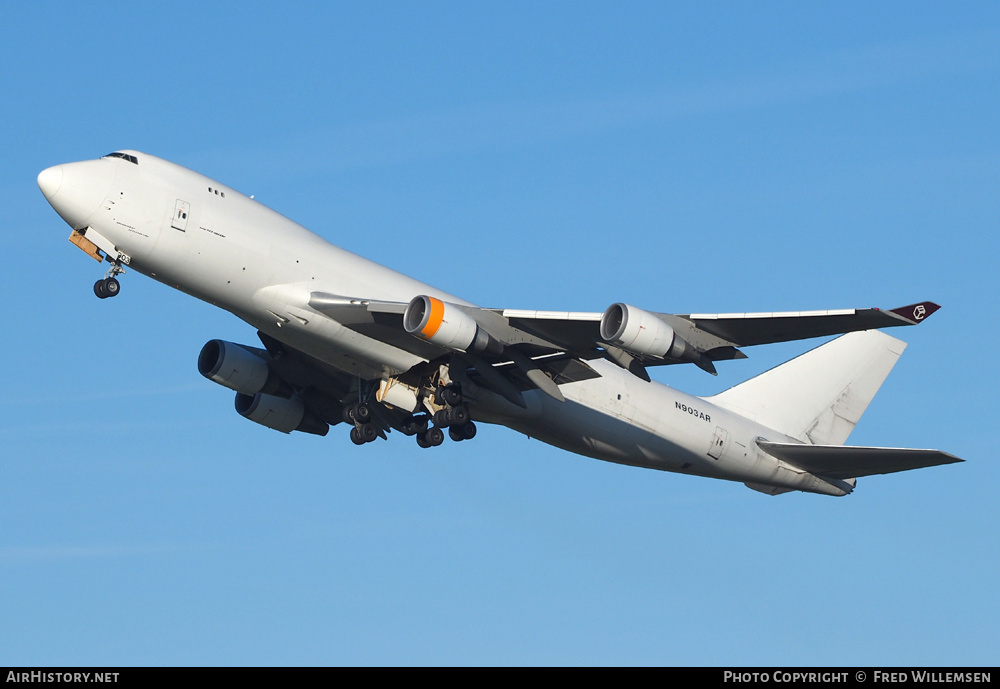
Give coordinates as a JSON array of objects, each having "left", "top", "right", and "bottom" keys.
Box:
[{"left": 39, "top": 151, "right": 846, "bottom": 496}]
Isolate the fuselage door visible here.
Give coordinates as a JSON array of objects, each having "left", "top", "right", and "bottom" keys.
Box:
[
  {"left": 171, "top": 199, "right": 190, "bottom": 231},
  {"left": 708, "top": 426, "right": 729, "bottom": 460}
]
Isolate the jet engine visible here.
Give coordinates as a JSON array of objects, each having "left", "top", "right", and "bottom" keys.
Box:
[
  {"left": 234, "top": 392, "right": 329, "bottom": 436},
  {"left": 403, "top": 295, "right": 500, "bottom": 354},
  {"left": 600, "top": 303, "right": 694, "bottom": 361},
  {"left": 198, "top": 340, "right": 289, "bottom": 396}
]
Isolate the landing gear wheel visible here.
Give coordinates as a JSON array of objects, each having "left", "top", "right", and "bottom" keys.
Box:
[
  {"left": 360, "top": 423, "right": 378, "bottom": 443},
  {"left": 343, "top": 402, "right": 372, "bottom": 425},
  {"left": 441, "top": 385, "right": 463, "bottom": 406},
  {"left": 401, "top": 415, "right": 430, "bottom": 436},
  {"left": 449, "top": 421, "right": 477, "bottom": 442},
  {"left": 353, "top": 403, "right": 371, "bottom": 422},
  {"left": 103, "top": 277, "right": 120, "bottom": 297},
  {"left": 434, "top": 384, "right": 463, "bottom": 406},
  {"left": 94, "top": 279, "right": 108, "bottom": 299},
  {"left": 434, "top": 408, "right": 453, "bottom": 428},
  {"left": 424, "top": 427, "right": 445, "bottom": 447},
  {"left": 449, "top": 405, "right": 469, "bottom": 426},
  {"left": 350, "top": 427, "right": 366, "bottom": 445}
]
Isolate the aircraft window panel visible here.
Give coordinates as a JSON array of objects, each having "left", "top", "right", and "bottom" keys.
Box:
[{"left": 101, "top": 152, "right": 138, "bottom": 165}]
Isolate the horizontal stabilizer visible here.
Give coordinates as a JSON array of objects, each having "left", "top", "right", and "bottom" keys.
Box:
[{"left": 757, "top": 440, "right": 963, "bottom": 480}]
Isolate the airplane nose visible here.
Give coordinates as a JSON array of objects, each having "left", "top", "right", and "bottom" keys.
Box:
[
  {"left": 38, "top": 159, "right": 116, "bottom": 229},
  {"left": 37, "top": 165, "right": 64, "bottom": 200}
]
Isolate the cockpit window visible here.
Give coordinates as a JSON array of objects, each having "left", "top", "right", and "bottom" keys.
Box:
[{"left": 101, "top": 152, "right": 138, "bottom": 165}]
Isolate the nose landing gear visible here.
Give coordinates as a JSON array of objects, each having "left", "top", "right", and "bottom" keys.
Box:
[
  {"left": 93, "top": 261, "right": 126, "bottom": 299},
  {"left": 94, "top": 276, "right": 120, "bottom": 299}
]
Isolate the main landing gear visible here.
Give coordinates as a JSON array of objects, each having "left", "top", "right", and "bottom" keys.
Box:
[
  {"left": 344, "top": 402, "right": 380, "bottom": 446},
  {"left": 401, "top": 413, "right": 476, "bottom": 448},
  {"left": 345, "top": 382, "right": 478, "bottom": 450},
  {"left": 424, "top": 383, "right": 477, "bottom": 446},
  {"left": 397, "top": 413, "right": 443, "bottom": 448},
  {"left": 93, "top": 261, "right": 125, "bottom": 299}
]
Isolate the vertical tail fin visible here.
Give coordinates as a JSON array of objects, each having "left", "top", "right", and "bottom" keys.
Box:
[{"left": 706, "top": 330, "right": 906, "bottom": 445}]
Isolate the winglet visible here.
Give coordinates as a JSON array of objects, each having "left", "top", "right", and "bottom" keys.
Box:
[{"left": 887, "top": 302, "right": 941, "bottom": 325}]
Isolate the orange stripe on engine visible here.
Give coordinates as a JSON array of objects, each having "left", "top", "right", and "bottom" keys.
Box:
[{"left": 420, "top": 297, "right": 445, "bottom": 338}]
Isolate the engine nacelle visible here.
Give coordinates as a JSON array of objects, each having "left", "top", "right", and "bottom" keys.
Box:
[
  {"left": 403, "top": 295, "right": 499, "bottom": 353},
  {"left": 198, "top": 340, "right": 288, "bottom": 396},
  {"left": 600, "top": 303, "right": 692, "bottom": 360},
  {"left": 234, "top": 392, "right": 329, "bottom": 436}
]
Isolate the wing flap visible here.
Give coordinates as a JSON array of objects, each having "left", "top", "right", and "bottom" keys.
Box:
[{"left": 757, "top": 440, "right": 963, "bottom": 480}]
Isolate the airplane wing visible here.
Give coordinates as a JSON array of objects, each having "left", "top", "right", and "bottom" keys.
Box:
[
  {"left": 312, "top": 294, "right": 938, "bottom": 350},
  {"left": 757, "top": 440, "right": 964, "bottom": 480},
  {"left": 307, "top": 292, "right": 942, "bottom": 386},
  {"left": 503, "top": 302, "right": 940, "bottom": 349},
  {"left": 675, "top": 302, "right": 941, "bottom": 347},
  {"left": 306, "top": 292, "right": 941, "bottom": 394},
  {"left": 501, "top": 301, "right": 941, "bottom": 377}
]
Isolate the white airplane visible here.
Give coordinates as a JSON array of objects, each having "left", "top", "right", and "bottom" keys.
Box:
[{"left": 37, "top": 150, "right": 962, "bottom": 497}]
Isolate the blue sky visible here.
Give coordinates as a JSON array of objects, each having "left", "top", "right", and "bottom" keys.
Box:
[{"left": 2, "top": 2, "right": 997, "bottom": 665}]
